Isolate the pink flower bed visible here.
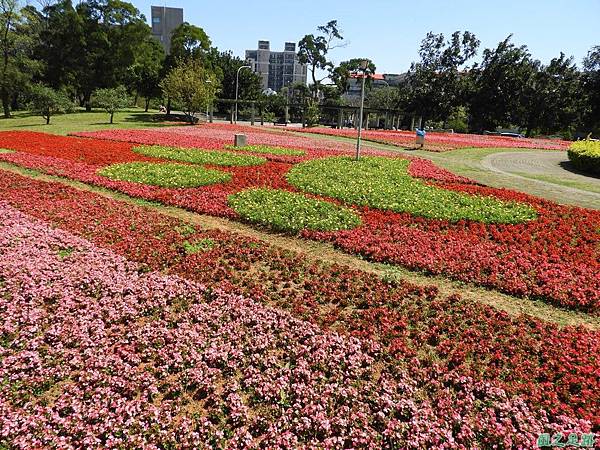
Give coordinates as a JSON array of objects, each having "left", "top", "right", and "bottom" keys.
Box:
[
  {"left": 0, "top": 203, "right": 593, "bottom": 448},
  {"left": 296, "top": 127, "right": 572, "bottom": 151}
]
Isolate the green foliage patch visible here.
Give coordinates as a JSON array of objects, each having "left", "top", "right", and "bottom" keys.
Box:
[
  {"left": 228, "top": 188, "right": 361, "bottom": 233},
  {"left": 224, "top": 144, "right": 306, "bottom": 156},
  {"left": 287, "top": 156, "right": 537, "bottom": 224},
  {"left": 568, "top": 140, "right": 600, "bottom": 176},
  {"left": 134, "top": 145, "right": 266, "bottom": 166},
  {"left": 98, "top": 162, "right": 231, "bottom": 188}
]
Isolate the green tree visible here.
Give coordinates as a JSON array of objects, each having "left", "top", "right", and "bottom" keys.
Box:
[
  {"left": 582, "top": 45, "right": 600, "bottom": 135},
  {"left": 28, "top": 83, "right": 72, "bottom": 124},
  {"left": 521, "top": 53, "right": 581, "bottom": 136},
  {"left": 332, "top": 58, "right": 376, "bottom": 93},
  {"left": 168, "top": 22, "right": 211, "bottom": 63},
  {"left": 406, "top": 31, "right": 479, "bottom": 125},
  {"left": 0, "top": 0, "right": 41, "bottom": 117},
  {"left": 126, "top": 36, "right": 165, "bottom": 111},
  {"left": 206, "top": 49, "right": 261, "bottom": 101},
  {"left": 468, "top": 35, "right": 537, "bottom": 132},
  {"left": 71, "top": 0, "right": 151, "bottom": 111},
  {"left": 298, "top": 20, "right": 344, "bottom": 100},
  {"left": 94, "top": 85, "right": 130, "bottom": 123},
  {"left": 160, "top": 59, "right": 218, "bottom": 124}
]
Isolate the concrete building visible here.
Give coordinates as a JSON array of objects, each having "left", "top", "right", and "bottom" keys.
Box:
[
  {"left": 151, "top": 6, "right": 184, "bottom": 54},
  {"left": 245, "top": 41, "right": 307, "bottom": 93}
]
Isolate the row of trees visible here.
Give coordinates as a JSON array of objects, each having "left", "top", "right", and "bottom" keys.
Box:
[
  {"left": 0, "top": 1, "right": 597, "bottom": 135},
  {"left": 0, "top": 0, "right": 264, "bottom": 122},
  {"left": 292, "top": 21, "right": 599, "bottom": 136}
]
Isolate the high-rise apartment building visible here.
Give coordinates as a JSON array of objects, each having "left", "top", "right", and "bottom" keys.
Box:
[
  {"left": 245, "top": 41, "right": 307, "bottom": 93},
  {"left": 151, "top": 6, "right": 184, "bottom": 54}
]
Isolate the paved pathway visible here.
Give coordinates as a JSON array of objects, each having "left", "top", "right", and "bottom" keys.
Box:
[{"left": 481, "top": 151, "right": 600, "bottom": 208}]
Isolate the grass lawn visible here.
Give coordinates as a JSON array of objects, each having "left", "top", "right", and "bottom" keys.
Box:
[{"left": 0, "top": 108, "right": 174, "bottom": 135}]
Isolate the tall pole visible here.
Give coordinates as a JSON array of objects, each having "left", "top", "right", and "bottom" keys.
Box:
[
  {"left": 355, "top": 60, "right": 368, "bottom": 161},
  {"left": 235, "top": 65, "right": 251, "bottom": 124}
]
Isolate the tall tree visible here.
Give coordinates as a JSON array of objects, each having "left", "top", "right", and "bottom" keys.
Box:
[
  {"left": 205, "top": 49, "right": 261, "bottom": 101},
  {"left": 405, "top": 31, "right": 480, "bottom": 125},
  {"left": 168, "top": 22, "right": 210, "bottom": 63},
  {"left": 468, "top": 35, "right": 537, "bottom": 132},
  {"left": 0, "top": 0, "right": 41, "bottom": 117},
  {"left": 521, "top": 53, "right": 581, "bottom": 136},
  {"left": 297, "top": 20, "right": 344, "bottom": 100},
  {"left": 161, "top": 59, "right": 218, "bottom": 124},
  {"left": 581, "top": 45, "right": 600, "bottom": 135},
  {"left": 126, "top": 36, "right": 165, "bottom": 111},
  {"left": 331, "top": 58, "right": 376, "bottom": 93}
]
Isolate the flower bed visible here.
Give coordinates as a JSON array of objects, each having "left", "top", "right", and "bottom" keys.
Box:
[
  {"left": 0, "top": 130, "right": 598, "bottom": 313},
  {"left": 295, "top": 127, "right": 572, "bottom": 151},
  {"left": 229, "top": 188, "right": 361, "bottom": 232},
  {"left": 224, "top": 144, "right": 306, "bottom": 156},
  {"left": 98, "top": 162, "right": 232, "bottom": 188},
  {"left": 134, "top": 145, "right": 267, "bottom": 166},
  {"left": 568, "top": 140, "right": 600, "bottom": 175},
  {"left": 288, "top": 156, "right": 537, "bottom": 223},
  {"left": 0, "top": 171, "right": 598, "bottom": 432}
]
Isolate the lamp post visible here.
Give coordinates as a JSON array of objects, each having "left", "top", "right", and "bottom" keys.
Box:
[
  {"left": 235, "top": 65, "right": 252, "bottom": 124},
  {"left": 355, "top": 59, "right": 369, "bottom": 161}
]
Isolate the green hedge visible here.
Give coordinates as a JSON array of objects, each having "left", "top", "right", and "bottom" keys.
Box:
[
  {"left": 228, "top": 188, "right": 361, "bottom": 233},
  {"left": 98, "top": 162, "right": 231, "bottom": 188},
  {"left": 134, "top": 145, "right": 266, "bottom": 167},
  {"left": 287, "top": 156, "right": 537, "bottom": 224},
  {"left": 568, "top": 140, "right": 600, "bottom": 175},
  {"left": 224, "top": 144, "right": 305, "bottom": 156}
]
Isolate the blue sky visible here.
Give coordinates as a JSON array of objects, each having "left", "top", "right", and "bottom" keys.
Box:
[{"left": 135, "top": 0, "right": 599, "bottom": 73}]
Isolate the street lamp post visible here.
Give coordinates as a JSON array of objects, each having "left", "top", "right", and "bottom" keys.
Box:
[
  {"left": 235, "top": 65, "right": 252, "bottom": 124},
  {"left": 355, "top": 59, "right": 369, "bottom": 161}
]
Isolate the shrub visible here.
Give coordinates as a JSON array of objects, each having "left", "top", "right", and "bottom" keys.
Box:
[
  {"left": 287, "top": 156, "right": 538, "bottom": 224},
  {"left": 28, "top": 84, "right": 73, "bottom": 125},
  {"left": 224, "top": 144, "right": 305, "bottom": 156},
  {"left": 228, "top": 188, "right": 361, "bottom": 233},
  {"left": 134, "top": 145, "right": 266, "bottom": 166},
  {"left": 568, "top": 140, "right": 600, "bottom": 175},
  {"left": 98, "top": 162, "right": 231, "bottom": 188}
]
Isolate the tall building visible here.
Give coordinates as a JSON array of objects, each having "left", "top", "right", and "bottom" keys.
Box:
[
  {"left": 151, "top": 6, "right": 184, "bottom": 54},
  {"left": 245, "top": 41, "right": 307, "bottom": 93}
]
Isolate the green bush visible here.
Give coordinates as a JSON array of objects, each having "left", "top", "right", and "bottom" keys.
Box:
[
  {"left": 568, "top": 140, "right": 600, "bottom": 175},
  {"left": 228, "top": 188, "right": 361, "bottom": 233},
  {"left": 287, "top": 156, "right": 537, "bottom": 224},
  {"left": 224, "top": 144, "right": 305, "bottom": 156},
  {"left": 98, "top": 162, "right": 231, "bottom": 188},
  {"left": 134, "top": 145, "right": 266, "bottom": 166}
]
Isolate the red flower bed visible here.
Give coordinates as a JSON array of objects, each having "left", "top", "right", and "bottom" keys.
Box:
[
  {"left": 0, "top": 169, "right": 598, "bottom": 431},
  {"left": 296, "top": 127, "right": 572, "bottom": 151},
  {"left": 0, "top": 130, "right": 598, "bottom": 314}
]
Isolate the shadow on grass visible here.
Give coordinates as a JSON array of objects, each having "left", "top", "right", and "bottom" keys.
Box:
[{"left": 558, "top": 160, "right": 600, "bottom": 180}]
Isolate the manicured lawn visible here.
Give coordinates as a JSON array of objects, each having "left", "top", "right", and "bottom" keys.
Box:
[
  {"left": 0, "top": 108, "right": 172, "bottom": 135},
  {"left": 229, "top": 187, "right": 361, "bottom": 232},
  {"left": 98, "top": 162, "right": 231, "bottom": 188},
  {"left": 287, "top": 156, "right": 538, "bottom": 223}
]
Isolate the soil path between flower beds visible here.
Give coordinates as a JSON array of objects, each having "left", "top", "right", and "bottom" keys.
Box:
[{"left": 0, "top": 162, "right": 598, "bottom": 330}]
